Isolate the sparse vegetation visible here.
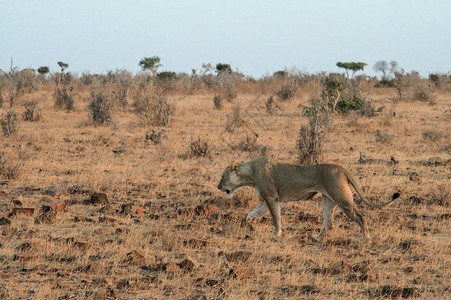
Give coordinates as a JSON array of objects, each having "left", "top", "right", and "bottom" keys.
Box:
[
  {"left": 88, "top": 82, "right": 112, "bottom": 125},
  {"left": 1, "top": 110, "right": 20, "bottom": 136},
  {"left": 188, "top": 137, "right": 210, "bottom": 158},
  {"left": 213, "top": 95, "right": 223, "bottom": 109},
  {"left": 22, "top": 101, "right": 42, "bottom": 122},
  {"left": 54, "top": 63, "right": 76, "bottom": 111},
  {"left": 0, "top": 62, "right": 449, "bottom": 299}
]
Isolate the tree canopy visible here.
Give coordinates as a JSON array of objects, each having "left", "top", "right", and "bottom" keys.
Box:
[{"left": 336, "top": 62, "right": 366, "bottom": 78}]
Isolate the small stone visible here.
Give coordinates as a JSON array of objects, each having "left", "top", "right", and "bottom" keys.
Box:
[
  {"left": 91, "top": 193, "right": 108, "bottom": 205},
  {"left": 0, "top": 217, "right": 11, "bottom": 225},
  {"left": 12, "top": 208, "right": 35, "bottom": 217},
  {"left": 229, "top": 267, "right": 254, "bottom": 279},
  {"left": 135, "top": 208, "right": 144, "bottom": 217},
  {"left": 119, "top": 204, "right": 132, "bottom": 215},
  {"left": 112, "top": 146, "right": 126, "bottom": 154},
  {"left": 178, "top": 256, "right": 199, "bottom": 272},
  {"left": 124, "top": 250, "right": 146, "bottom": 265}
]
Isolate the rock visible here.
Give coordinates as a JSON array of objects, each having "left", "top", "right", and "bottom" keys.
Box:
[
  {"left": 119, "top": 204, "right": 132, "bottom": 215},
  {"left": 205, "top": 279, "right": 219, "bottom": 286},
  {"left": 12, "top": 208, "right": 35, "bottom": 217},
  {"left": 116, "top": 279, "right": 130, "bottom": 290},
  {"left": 99, "top": 215, "right": 117, "bottom": 223},
  {"left": 124, "top": 250, "right": 146, "bottom": 265},
  {"left": 298, "top": 212, "right": 320, "bottom": 223},
  {"left": 163, "top": 261, "right": 180, "bottom": 272},
  {"left": 35, "top": 207, "right": 56, "bottom": 224},
  {"left": 225, "top": 251, "right": 252, "bottom": 263},
  {"left": 51, "top": 201, "right": 67, "bottom": 212},
  {"left": 44, "top": 185, "right": 66, "bottom": 196},
  {"left": 90, "top": 193, "right": 108, "bottom": 205},
  {"left": 366, "top": 285, "right": 418, "bottom": 298},
  {"left": 194, "top": 204, "right": 218, "bottom": 216},
  {"left": 178, "top": 256, "right": 199, "bottom": 272},
  {"left": 134, "top": 208, "right": 144, "bottom": 217},
  {"left": 17, "top": 242, "right": 32, "bottom": 252},
  {"left": 190, "top": 295, "right": 207, "bottom": 300},
  {"left": 183, "top": 239, "right": 208, "bottom": 249},
  {"left": 399, "top": 239, "right": 422, "bottom": 251},
  {"left": 0, "top": 181, "right": 10, "bottom": 186},
  {"left": 12, "top": 200, "right": 22, "bottom": 206},
  {"left": 229, "top": 267, "right": 254, "bottom": 279},
  {"left": 407, "top": 196, "right": 424, "bottom": 205},
  {"left": 0, "top": 217, "right": 11, "bottom": 225},
  {"left": 112, "top": 146, "right": 126, "bottom": 154}
]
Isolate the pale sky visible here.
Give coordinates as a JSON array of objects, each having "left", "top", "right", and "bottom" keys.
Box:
[{"left": 1, "top": 0, "right": 450, "bottom": 77}]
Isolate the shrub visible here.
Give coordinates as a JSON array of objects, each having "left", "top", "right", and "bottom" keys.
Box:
[
  {"left": 230, "top": 134, "right": 260, "bottom": 152},
  {"left": 1, "top": 110, "right": 20, "bottom": 136},
  {"left": 88, "top": 83, "right": 111, "bottom": 126},
  {"left": 265, "top": 95, "right": 280, "bottom": 114},
  {"left": 145, "top": 129, "right": 166, "bottom": 145},
  {"left": 225, "top": 105, "right": 243, "bottom": 132},
  {"left": 156, "top": 71, "right": 178, "bottom": 81},
  {"left": 22, "top": 101, "right": 42, "bottom": 122},
  {"left": 132, "top": 87, "right": 174, "bottom": 126},
  {"left": 213, "top": 95, "right": 223, "bottom": 109},
  {"left": 189, "top": 138, "right": 209, "bottom": 158},
  {"left": 276, "top": 82, "right": 297, "bottom": 101},
  {"left": 413, "top": 82, "right": 435, "bottom": 103},
  {"left": 335, "top": 97, "right": 364, "bottom": 113},
  {"left": 422, "top": 130, "right": 442, "bottom": 142},
  {"left": 0, "top": 151, "right": 22, "bottom": 180},
  {"left": 298, "top": 105, "right": 331, "bottom": 164},
  {"left": 54, "top": 72, "right": 76, "bottom": 111}
]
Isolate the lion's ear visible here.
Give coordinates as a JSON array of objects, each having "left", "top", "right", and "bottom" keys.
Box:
[{"left": 230, "top": 160, "right": 240, "bottom": 172}]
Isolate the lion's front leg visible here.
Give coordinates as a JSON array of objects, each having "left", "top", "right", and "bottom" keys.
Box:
[
  {"left": 266, "top": 199, "right": 282, "bottom": 238},
  {"left": 246, "top": 201, "right": 268, "bottom": 231}
]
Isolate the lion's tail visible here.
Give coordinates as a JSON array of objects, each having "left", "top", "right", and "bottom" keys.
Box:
[{"left": 344, "top": 170, "right": 400, "bottom": 208}]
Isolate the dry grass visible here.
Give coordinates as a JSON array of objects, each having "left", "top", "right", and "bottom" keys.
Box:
[{"left": 0, "top": 81, "right": 450, "bottom": 299}]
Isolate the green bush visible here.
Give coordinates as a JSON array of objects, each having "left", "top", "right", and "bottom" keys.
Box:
[{"left": 335, "top": 97, "right": 364, "bottom": 113}]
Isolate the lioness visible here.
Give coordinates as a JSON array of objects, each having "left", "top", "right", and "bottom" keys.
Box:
[{"left": 217, "top": 157, "right": 399, "bottom": 240}]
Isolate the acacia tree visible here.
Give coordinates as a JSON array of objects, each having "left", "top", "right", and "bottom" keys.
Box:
[
  {"left": 139, "top": 56, "right": 162, "bottom": 75},
  {"left": 37, "top": 66, "right": 50, "bottom": 75},
  {"left": 336, "top": 62, "right": 367, "bottom": 78},
  {"left": 215, "top": 63, "right": 232, "bottom": 75}
]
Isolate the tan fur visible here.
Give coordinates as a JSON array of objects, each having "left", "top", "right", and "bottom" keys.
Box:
[{"left": 217, "top": 156, "right": 399, "bottom": 240}]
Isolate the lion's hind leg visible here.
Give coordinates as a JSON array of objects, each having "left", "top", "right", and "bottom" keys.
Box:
[
  {"left": 246, "top": 201, "right": 268, "bottom": 231},
  {"left": 312, "top": 195, "right": 336, "bottom": 240}
]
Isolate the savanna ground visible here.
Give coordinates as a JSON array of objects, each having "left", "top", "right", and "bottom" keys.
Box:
[{"left": 0, "top": 72, "right": 450, "bottom": 299}]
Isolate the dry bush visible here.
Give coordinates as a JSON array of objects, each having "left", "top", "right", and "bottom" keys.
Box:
[
  {"left": 265, "top": 95, "right": 281, "bottom": 114},
  {"left": 393, "top": 69, "right": 413, "bottom": 101},
  {"left": 0, "top": 151, "right": 22, "bottom": 179},
  {"left": 422, "top": 130, "right": 442, "bottom": 142},
  {"left": 1, "top": 110, "right": 20, "bottom": 136},
  {"left": 230, "top": 134, "right": 260, "bottom": 152},
  {"left": 133, "top": 86, "right": 174, "bottom": 126},
  {"left": 54, "top": 72, "right": 76, "bottom": 111},
  {"left": 413, "top": 81, "right": 435, "bottom": 103},
  {"left": 297, "top": 106, "right": 331, "bottom": 164},
  {"left": 88, "top": 82, "right": 112, "bottom": 126},
  {"left": 188, "top": 138, "right": 209, "bottom": 158},
  {"left": 0, "top": 62, "right": 37, "bottom": 107},
  {"left": 110, "top": 69, "right": 133, "bottom": 107},
  {"left": 276, "top": 81, "right": 297, "bottom": 101},
  {"left": 145, "top": 129, "right": 166, "bottom": 145},
  {"left": 213, "top": 95, "right": 223, "bottom": 110},
  {"left": 22, "top": 101, "right": 42, "bottom": 122},
  {"left": 225, "top": 105, "right": 244, "bottom": 132}
]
